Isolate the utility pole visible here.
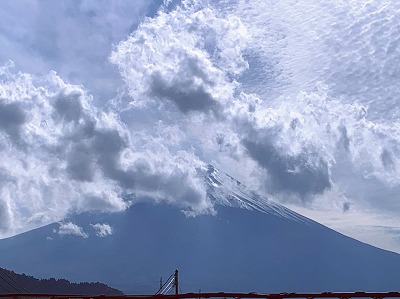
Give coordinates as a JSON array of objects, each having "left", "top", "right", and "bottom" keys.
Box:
[{"left": 174, "top": 269, "right": 179, "bottom": 295}]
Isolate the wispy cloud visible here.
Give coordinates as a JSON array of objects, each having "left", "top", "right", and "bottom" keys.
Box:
[
  {"left": 56, "top": 222, "right": 88, "bottom": 238},
  {"left": 91, "top": 223, "right": 113, "bottom": 237}
]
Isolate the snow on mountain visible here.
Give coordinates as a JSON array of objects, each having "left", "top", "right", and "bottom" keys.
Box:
[{"left": 206, "top": 165, "right": 311, "bottom": 224}]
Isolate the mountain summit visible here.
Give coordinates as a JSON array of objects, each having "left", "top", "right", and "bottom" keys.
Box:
[
  {"left": 206, "top": 165, "right": 311, "bottom": 223},
  {"left": 1, "top": 166, "right": 400, "bottom": 293}
]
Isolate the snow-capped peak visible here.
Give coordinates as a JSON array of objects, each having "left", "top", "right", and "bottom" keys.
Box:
[{"left": 206, "top": 165, "right": 312, "bottom": 224}]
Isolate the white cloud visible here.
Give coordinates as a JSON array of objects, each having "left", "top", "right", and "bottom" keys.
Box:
[
  {"left": 0, "top": 64, "right": 212, "bottom": 238},
  {"left": 110, "top": 0, "right": 248, "bottom": 115},
  {"left": 91, "top": 223, "right": 113, "bottom": 237},
  {"left": 0, "top": 64, "right": 128, "bottom": 236},
  {"left": 56, "top": 222, "right": 88, "bottom": 238}
]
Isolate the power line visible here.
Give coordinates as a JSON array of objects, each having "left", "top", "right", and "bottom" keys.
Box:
[
  {"left": 155, "top": 272, "right": 175, "bottom": 295},
  {"left": 0, "top": 268, "right": 28, "bottom": 293},
  {"left": 0, "top": 278, "right": 12, "bottom": 293},
  {"left": 0, "top": 272, "right": 20, "bottom": 293},
  {"left": 160, "top": 278, "right": 174, "bottom": 294},
  {"left": 0, "top": 269, "right": 23, "bottom": 293},
  {"left": 156, "top": 270, "right": 179, "bottom": 295}
]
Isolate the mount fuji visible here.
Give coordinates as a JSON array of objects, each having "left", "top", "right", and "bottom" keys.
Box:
[{"left": 0, "top": 166, "right": 400, "bottom": 294}]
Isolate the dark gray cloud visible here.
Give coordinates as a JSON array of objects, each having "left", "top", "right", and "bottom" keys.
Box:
[
  {"left": 92, "top": 129, "right": 135, "bottom": 188},
  {"left": 66, "top": 143, "right": 94, "bottom": 182},
  {"left": 50, "top": 88, "right": 137, "bottom": 187},
  {"left": 0, "top": 202, "right": 11, "bottom": 233},
  {"left": 149, "top": 70, "right": 218, "bottom": 114},
  {"left": 343, "top": 202, "right": 351, "bottom": 212},
  {"left": 53, "top": 90, "right": 83, "bottom": 123},
  {"left": 337, "top": 125, "right": 350, "bottom": 152},
  {"left": 0, "top": 101, "right": 26, "bottom": 141},
  {"left": 0, "top": 169, "right": 12, "bottom": 233},
  {"left": 243, "top": 137, "right": 331, "bottom": 197},
  {"left": 148, "top": 55, "right": 221, "bottom": 113},
  {"left": 65, "top": 123, "right": 136, "bottom": 188},
  {"left": 381, "top": 149, "right": 395, "bottom": 172}
]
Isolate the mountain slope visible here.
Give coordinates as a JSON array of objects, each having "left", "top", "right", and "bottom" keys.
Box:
[
  {"left": 1, "top": 167, "right": 400, "bottom": 293},
  {"left": 206, "top": 165, "right": 312, "bottom": 223}
]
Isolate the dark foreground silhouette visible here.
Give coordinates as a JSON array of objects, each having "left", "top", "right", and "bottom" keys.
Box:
[{"left": 0, "top": 267, "right": 123, "bottom": 295}]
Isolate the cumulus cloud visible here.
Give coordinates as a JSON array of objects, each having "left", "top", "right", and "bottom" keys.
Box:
[
  {"left": 56, "top": 222, "right": 88, "bottom": 238},
  {"left": 228, "top": 85, "right": 400, "bottom": 208},
  {"left": 110, "top": 0, "right": 248, "bottom": 115},
  {"left": 0, "top": 65, "right": 128, "bottom": 236},
  {"left": 0, "top": 63, "right": 211, "bottom": 238},
  {"left": 91, "top": 223, "right": 113, "bottom": 237}
]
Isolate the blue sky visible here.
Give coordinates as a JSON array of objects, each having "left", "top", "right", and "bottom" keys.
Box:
[{"left": 1, "top": 0, "right": 400, "bottom": 253}]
